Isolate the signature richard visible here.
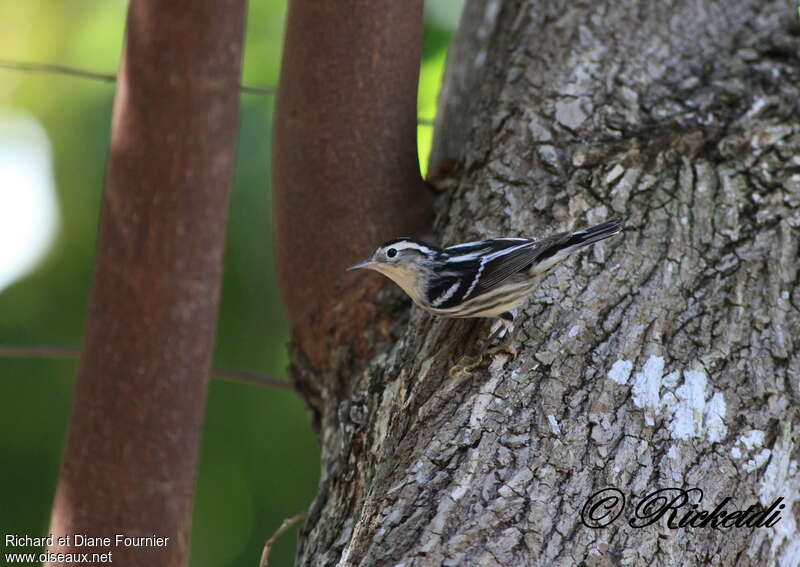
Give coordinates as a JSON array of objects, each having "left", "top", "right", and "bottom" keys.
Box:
[{"left": 580, "top": 487, "right": 786, "bottom": 530}]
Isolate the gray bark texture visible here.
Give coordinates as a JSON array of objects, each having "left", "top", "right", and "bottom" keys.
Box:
[{"left": 293, "top": 1, "right": 800, "bottom": 565}]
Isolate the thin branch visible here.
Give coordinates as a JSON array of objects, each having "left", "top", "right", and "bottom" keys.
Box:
[
  {"left": 259, "top": 512, "right": 305, "bottom": 567},
  {"left": 0, "top": 344, "right": 294, "bottom": 391},
  {"left": 0, "top": 59, "right": 275, "bottom": 96}
]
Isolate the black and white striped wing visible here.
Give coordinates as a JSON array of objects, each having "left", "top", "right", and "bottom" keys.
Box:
[
  {"left": 461, "top": 240, "right": 545, "bottom": 299},
  {"left": 425, "top": 218, "right": 623, "bottom": 312},
  {"left": 464, "top": 218, "right": 623, "bottom": 299},
  {"left": 424, "top": 238, "right": 530, "bottom": 309},
  {"left": 441, "top": 238, "right": 543, "bottom": 301}
]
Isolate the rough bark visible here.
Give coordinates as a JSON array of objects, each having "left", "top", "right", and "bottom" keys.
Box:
[
  {"left": 46, "top": 1, "right": 244, "bottom": 565},
  {"left": 295, "top": 1, "right": 800, "bottom": 566}
]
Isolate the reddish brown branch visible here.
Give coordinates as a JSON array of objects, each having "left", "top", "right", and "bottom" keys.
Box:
[
  {"left": 272, "top": 0, "right": 433, "bottom": 373},
  {"left": 45, "top": 1, "right": 246, "bottom": 565}
]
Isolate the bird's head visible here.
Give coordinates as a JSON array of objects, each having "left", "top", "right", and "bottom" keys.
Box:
[{"left": 347, "top": 238, "right": 437, "bottom": 300}]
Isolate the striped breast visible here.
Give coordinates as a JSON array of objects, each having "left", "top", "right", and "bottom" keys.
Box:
[{"left": 427, "top": 278, "right": 536, "bottom": 318}]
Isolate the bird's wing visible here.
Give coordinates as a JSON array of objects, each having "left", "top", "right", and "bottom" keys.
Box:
[
  {"left": 453, "top": 218, "right": 623, "bottom": 302},
  {"left": 426, "top": 239, "right": 529, "bottom": 308},
  {"left": 464, "top": 235, "right": 570, "bottom": 299},
  {"left": 445, "top": 237, "right": 528, "bottom": 255}
]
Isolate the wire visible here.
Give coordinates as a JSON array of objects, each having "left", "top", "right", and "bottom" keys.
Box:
[
  {"left": 0, "top": 344, "right": 295, "bottom": 391},
  {"left": 0, "top": 59, "right": 275, "bottom": 95},
  {"left": 0, "top": 58, "right": 434, "bottom": 124}
]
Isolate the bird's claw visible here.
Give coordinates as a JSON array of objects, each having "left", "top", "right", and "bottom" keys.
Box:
[
  {"left": 448, "top": 344, "right": 516, "bottom": 375},
  {"left": 484, "top": 343, "right": 517, "bottom": 360},
  {"left": 449, "top": 354, "right": 484, "bottom": 375}
]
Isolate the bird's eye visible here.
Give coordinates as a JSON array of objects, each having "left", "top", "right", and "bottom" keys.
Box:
[{"left": 386, "top": 248, "right": 398, "bottom": 258}]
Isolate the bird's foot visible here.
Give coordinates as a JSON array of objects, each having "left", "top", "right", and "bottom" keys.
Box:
[
  {"left": 448, "top": 344, "right": 516, "bottom": 375},
  {"left": 484, "top": 342, "right": 517, "bottom": 360},
  {"left": 449, "top": 354, "right": 484, "bottom": 375},
  {"left": 448, "top": 315, "right": 518, "bottom": 375}
]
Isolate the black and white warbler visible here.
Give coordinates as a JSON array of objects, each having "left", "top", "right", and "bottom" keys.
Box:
[{"left": 347, "top": 217, "right": 623, "bottom": 323}]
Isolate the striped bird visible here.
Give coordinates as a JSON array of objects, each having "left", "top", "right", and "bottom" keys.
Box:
[{"left": 347, "top": 217, "right": 623, "bottom": 323}]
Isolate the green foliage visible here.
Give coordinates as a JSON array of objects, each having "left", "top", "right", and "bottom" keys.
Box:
[{"left": 0, "top": 2, "right": 453, "bottom": 565}]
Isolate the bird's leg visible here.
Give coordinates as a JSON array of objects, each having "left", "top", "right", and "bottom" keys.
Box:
[
  {"left": 486, "top": 314, "right": 512, "bottom": 343},
  {"left": 449, "top": 355, "right": 484, "bottom": 375},
  {"left": 449, "top": 313, "right": 517, "bottom": 375},
  {"left": 484, "top": 312, "right": 517, "bottom": 359}
]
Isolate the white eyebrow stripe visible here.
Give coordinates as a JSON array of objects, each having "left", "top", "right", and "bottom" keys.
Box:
[
  {"left": 431, "top": 280, "right": 462, "bottom": 307},
  {"left": 390, "top": 241, "right": 434, "bottom": 254}
]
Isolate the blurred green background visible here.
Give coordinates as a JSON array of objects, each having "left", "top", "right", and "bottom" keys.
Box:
[{"left": 0, "top": 1, "right": 459, "bottom": 565}]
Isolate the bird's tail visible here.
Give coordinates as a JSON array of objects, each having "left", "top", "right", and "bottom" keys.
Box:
[
  {"left": 533, "top": 217, "right": 623, "bottom": 271},
  {"left": 562, "top": 217, "right": 624, "bottom": 252}
]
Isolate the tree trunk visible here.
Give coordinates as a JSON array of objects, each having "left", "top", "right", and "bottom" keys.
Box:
[{"left": 294, "top": 1, "right": 800, "bottom": 565}]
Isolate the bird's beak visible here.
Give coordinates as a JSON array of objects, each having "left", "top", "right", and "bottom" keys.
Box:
[{"left": 346, "top": 259, "right": 375, "bottom": 271}]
